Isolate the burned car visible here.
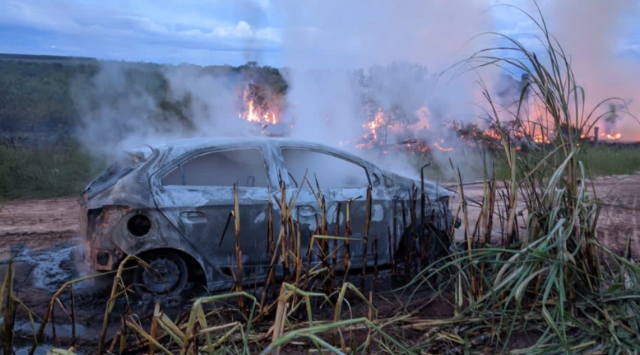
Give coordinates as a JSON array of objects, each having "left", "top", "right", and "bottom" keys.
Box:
[{"left": 80, "top": 137, "right": 458, "bottom": 295}]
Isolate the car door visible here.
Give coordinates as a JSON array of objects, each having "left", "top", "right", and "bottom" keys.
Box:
[
  {"left": 150, "top": 146, "right": 277, "bottom": 284},
  {"left": 278, "top": 147, "right": 390, "bottom": 270}
]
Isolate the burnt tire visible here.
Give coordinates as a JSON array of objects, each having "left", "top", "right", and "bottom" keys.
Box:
[{"left": 134, "top": 251, "right": 189, "bottom": 296}]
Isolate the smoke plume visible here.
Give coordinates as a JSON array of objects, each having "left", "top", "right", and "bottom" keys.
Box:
[
  {"left": 272, "top": 0, "right": 497, "bottom": 180},
  {"left": 493, "top": 0, "right": 640, "bottom": 139},
  {"left": 550, "top": 0, "right": 640, "bottom": 138},
  {"left": 72, "top": 0, "right": 640, "bottom": 182}
]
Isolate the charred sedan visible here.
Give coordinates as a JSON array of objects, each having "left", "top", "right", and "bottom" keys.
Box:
[{"left": 80, "top": 137, "right": 458, "bottom": 295}]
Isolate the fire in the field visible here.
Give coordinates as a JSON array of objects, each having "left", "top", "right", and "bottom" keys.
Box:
[
  {"left": 603, "top": 132, "right": 622, "bottom": 140},
  {"left": 235, "top": 78, "right": 636, "bottom": 156},
  {"left": 238, "top": 85, "right": 280, "bottom": 126},
  {"left": 364, "top": 109, "right": 387, "bottom": 142},
  {"left": 239, "top": 99, "right": 278, "bottom": 125}
]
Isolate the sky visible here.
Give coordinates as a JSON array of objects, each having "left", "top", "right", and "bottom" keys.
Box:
[{"left": 2, "top": 0, "right": 639, "bottom": 68}]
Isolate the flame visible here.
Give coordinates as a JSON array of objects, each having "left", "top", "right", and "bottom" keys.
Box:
[
  {"left": 238, "top": 98, "right": 278, "bottom": 125},
  {"left": 602, "top": 132, "right": 622, "bottom": 140},
  {"left": 483, "top": 129, "right": 502, "bottom": 140},
  {"left": 533, "top": 135, "right": 551, "bottom": 144},
  {"left": 364, "top": 109, "right": 387, "bottom": 142},
  {"left": 238, "top": 84, "right": 280, "bottom": 126},
  {"left": 403, "top": 140, "right": 430, "bottom": 153},
  {"left": 357, "top": 106, "right": 437, "bottom": 151},
  {"left": 434, "top": 141, "right": 453, "bottom": 152},
  {"left": 235, "top": 83, "right": 634, "bottom": 155}
]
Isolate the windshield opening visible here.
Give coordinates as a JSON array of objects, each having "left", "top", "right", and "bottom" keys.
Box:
[{"left": 84, "top": 146, "right": 153, "bottom": 195}]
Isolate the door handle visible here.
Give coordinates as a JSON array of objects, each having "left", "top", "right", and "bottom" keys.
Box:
[
  {"left": 180, "top": 211, "right": 207, "bottom": 223},
  {"left": 296, "top": 205, "right": 316, "bottom": 217}
]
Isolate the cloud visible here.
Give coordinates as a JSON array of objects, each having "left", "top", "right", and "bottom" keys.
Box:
[
  {"left": 2, "top": 0, "right": 640, "bottom": 69},
  {"left": 0, "top": 0, "right": 281, "bottom": 65}
]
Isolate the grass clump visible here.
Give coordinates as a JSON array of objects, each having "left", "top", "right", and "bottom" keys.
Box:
[
  {"left": 405, "top": 1, "right": 640, "bottom": 353},
  {"left": 0, "top": 142, "right": 100, "bottom": 200},
  {"left": 490, "top": 144, "right": 640, "bottom": 180},
  {"left": 577, "top": 144, "right": 640, "bottom": 176}
]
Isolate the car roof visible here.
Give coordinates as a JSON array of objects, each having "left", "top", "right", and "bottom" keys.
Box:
[
  {"left": 146, "top": 136, "right": 370, "bottom": 165},
  {"left": 135, "top": 136, "right": 454, "bottom": 199},
  {"left": 149, "top": 136, "right": 319, "bottom": 150}
]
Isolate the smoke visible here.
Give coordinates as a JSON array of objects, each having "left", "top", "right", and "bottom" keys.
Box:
[
  {"left": 71, "top": 0, "right": 500, "bottom": 181},
  {"left": 74, "top": 0, "right": 640, "bottom": 183},
  {"left": 272, "top": 0, "right": 497, "bottom": 181},
  {"left": 71, "top": 63, "right": 190, "bottom": 159},
  {"left": 549, "top": 0, "right": 640, "bottom": 138},
  {"left": 492, "top": 0, "right": 640, "bottom": 140},
  {"left": 72, "top": 62, "right": 280, "bottom": 158},
  {"left": 234, "top": 0, "right": 270, "bottom": 64},
  {"left": 280, "top": 68, "right": 363, "bottom": 144}
]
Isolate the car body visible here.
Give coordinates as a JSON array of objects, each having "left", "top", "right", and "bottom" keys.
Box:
[{"left": 80, "top": 137, "right": 458, "bottom": 295}]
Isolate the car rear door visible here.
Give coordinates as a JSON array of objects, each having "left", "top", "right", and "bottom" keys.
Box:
[{"left": 150, "top": 145, "right": 278, "bottom": 283}]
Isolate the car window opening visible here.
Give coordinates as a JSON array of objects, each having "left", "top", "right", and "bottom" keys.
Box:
[
  {"left": 85, "top": 154, "right": 139, "bottom": 194},
  {"left": 280, "top": 148, "right": 370, "bottom": 189},
  {"left": 162, "top": 148, "right": 268, "bottom": 187}
]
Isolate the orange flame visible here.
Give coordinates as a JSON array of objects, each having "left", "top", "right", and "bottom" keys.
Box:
[
  {"left": 602, "top": 132, "right": 622, "bottom": 140},
  {"left": 434, "top": 140, "right": 453, "bottom": 152},
  {"left": 238, "top": 84, "right": 280, "bottom": 126},
  {"left": 238, "top": 99, "right": 278, "bottom": 125},
  {"left": 364, "top": 109, "right": 387, "bottom": 141},
  {"left": 483, "top": 129, "right": 502, "bottom": 140},
  {"left": 533, "top": 134, "right": 551, "bottom": 144}
]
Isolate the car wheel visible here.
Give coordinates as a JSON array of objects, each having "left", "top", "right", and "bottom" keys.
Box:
[
  {"left": 395, "top": 226, "right": 450, "bottom": 266},
  {"left": 134, "top": 251, "right": 189, "bottom": 296}
]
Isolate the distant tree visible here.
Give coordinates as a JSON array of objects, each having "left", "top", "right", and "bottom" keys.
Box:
[{"left": 0, "top": 59, "right": 290, "bottom": 138}]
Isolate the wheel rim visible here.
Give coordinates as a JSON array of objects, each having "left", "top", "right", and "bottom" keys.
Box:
[{"left": 136, "top": 253, "right": 186, "bottom": 295}]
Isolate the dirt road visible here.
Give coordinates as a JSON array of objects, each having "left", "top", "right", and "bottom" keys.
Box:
[
  {"left": 1, "top": 174, "right": 639, "bottom": 350},
  {"left": 450, "top": 174, "right": 640, "bottom": 256}
]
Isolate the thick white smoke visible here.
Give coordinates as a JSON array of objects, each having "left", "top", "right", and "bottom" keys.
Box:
[
  {"left": 71, "top": 63, "right": 192, "bottom": 158},
  {"left": 72, "top": 0, "right": 640, "bottom": 182},
  {"left": 550, "top": 0, "right": 640, "bottom": 139},
  {"left": 72, "top": 0, "right": 500, "bottom": 181},
  {"left": 72, "top": 63, "right": 270, "bottom": 158},
  {"left": 272, "top": 0, "right": 498, "bottom": 180},
  {"left": 493, "top": 0, "right": 640, "bottom": 140}
]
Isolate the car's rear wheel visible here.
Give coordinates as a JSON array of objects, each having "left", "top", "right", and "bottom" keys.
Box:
[{"left": 134, "top": 251, "right": 189, "bottom": 296}]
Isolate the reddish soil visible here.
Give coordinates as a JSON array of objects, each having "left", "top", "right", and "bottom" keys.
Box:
[
  {"left": 0, "top": 198, "right": 78, "bottom": 256},
  {"left": 1, "top": 174, "right": 639, "bottom": 352}
]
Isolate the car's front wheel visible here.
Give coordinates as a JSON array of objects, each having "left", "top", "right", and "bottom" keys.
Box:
[{"left": 134, "top": 251, "right": 189, "bottom": 296}]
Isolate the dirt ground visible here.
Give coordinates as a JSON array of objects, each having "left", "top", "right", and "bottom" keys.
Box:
[
  {"left": 1, "top": 174, "right": 639, "bottom": 352},
  {"left": 449, "top": 174, "right": 640, "bottom": 256}
]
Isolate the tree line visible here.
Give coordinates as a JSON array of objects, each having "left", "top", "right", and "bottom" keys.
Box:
[{"left": 0, "top": 58, "right": 289, "bottom": 141}]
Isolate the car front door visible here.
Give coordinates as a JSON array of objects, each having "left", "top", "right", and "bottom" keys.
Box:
[
  {"left": 150, "top": 146, "right": 277, "bottom": 288},
  {"left": 278, "top": 147, "right": 391, "bottom": 271}
]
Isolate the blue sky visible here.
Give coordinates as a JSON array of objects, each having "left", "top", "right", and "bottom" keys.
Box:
[
  {"left": 0, "top": 0, "right": 282, "bottom": 65},
  {"left": 1, "top": 0, "right": 639, "bottom": 68}
]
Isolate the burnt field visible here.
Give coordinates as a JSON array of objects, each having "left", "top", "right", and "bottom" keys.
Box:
[{"left": 1, "top": 174, "right": 639, "bottom": 353}]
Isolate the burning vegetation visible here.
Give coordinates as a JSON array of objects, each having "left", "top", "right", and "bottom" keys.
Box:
[
  {"left": 238, "top": 83, "right": 279, "bottom": 126},
  {"left": 235, "top": 69, "right": 628, "bottom": 158}
]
